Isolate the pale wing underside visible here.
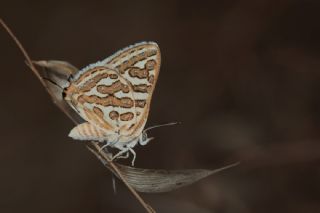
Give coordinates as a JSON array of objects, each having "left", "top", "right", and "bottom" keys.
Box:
[
  {"left": 102, "top": 42, "right": 161, "bottom": 137},
  {"left": 65, "top": 67, "right": 137, "bottom": 136}
]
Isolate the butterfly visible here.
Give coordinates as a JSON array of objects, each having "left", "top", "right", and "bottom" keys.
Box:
[{"left": 63, "top": 42, "right": 161, "bottom": 165}]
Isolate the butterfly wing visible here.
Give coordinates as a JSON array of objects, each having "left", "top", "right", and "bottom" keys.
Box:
[
  {"left": 64, "top": 67, "right": 137, "bottom": 137},
  {"left": 102, "top": 42, "right": 161, "bottom": 138}
]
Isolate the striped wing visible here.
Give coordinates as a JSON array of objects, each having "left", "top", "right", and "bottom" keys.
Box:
[
  {"left": 64, "top": 67, "right": 137, "bottom": 136},
  {"left": 102, "top": 42, "right": 161, "bottom": 137}
]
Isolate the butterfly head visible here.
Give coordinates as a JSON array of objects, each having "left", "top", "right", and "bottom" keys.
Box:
[
  {"left": 142, "top": 131, "right": 148, "bottom": 141},
  {"left": 138, "top": 131, "right": 154, "bottom": 146}
]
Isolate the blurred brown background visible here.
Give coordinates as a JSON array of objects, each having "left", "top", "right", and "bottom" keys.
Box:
[{"left": 1, "top": 0, "right": 320, "bottom": 212}]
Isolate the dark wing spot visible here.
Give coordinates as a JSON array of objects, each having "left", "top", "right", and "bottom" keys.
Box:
[
  {"left": 129, "top": 68, "right": 149, "bottom": 79},
  {"left": 148, "top": 75, "right": 154, "bottom": 84},
  {"left": 93, "top": 106, "right": 104, "bottom": 118},
  {"left": 135, "top": 100, "right": 147, "bottom": 108},
  {"left": 109, "top": 111, "right": 119, "bottom": 120},
  {"left": 132, "top": 84, "right": 152, "bottom": 93},
  {"left": 145, "top": 59, "right": 156, "bottom": 70},
  {"left": 109, "top": 74, "right": 118, "bottom": 79},
  {"left": 120, "top": 112, "right": 134, "bottom": 121}
]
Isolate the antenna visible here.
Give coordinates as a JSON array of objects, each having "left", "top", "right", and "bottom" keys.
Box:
[{"left": 143, "top": 122, "right": 180, "bottom": 132}]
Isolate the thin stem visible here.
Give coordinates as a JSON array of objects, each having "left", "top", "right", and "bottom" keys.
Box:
[
  {"left": 91, "top": 143, "right": 155, "bottom": 213},
  {"left": 0, "top": 18, "right": 45, "bottom": 87},
  {"left": 0, "top": 18, "right": 155, "bottom": 213}
]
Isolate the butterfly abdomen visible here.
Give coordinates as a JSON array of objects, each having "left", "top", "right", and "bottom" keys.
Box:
[{"left": 68, "top": 122, "right": 106, "bottom": 142}]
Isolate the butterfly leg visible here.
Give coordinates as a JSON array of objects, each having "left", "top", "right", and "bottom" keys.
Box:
[
  {"left": 116, "top": 151, "right": 129, "bottom": 159},
  {"left": 98, "top": 143, "right": 110, "bottom": 153},
  {"left": 128, "top": 147, "right": 136, "bottom": 166},
  {"left": 99, "top": 139, "right": 119, "bottom": 153},
  {"left": 112, "top": 148, "right": 130, "bottom": 162},
  {"left": 112, "top": 149, "right": 135, "bottom": 166}
]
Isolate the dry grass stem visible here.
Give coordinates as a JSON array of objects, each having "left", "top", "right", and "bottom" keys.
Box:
[{"left": 0, "top": 17, "right": 155, "bottom": 213}]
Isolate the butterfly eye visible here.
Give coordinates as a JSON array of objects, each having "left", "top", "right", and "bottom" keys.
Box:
[{"left": 142, "top": 132, "right": 148, "bottom": 141}]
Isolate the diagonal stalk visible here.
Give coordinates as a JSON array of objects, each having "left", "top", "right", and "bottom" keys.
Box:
[{"left": 0, "top": 18, "right": 155, "bottom": 213}]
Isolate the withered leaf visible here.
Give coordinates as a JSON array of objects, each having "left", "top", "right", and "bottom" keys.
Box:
[
  {"left": 33, "top": 60, "right": 84, "bottom": 124},
  {"left": 117, "top": 163, "right": 239, "bottom": 193}
]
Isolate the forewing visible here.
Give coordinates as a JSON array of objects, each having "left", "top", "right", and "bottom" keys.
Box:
[
  {"left": 102, "top": 42, "right": 161, "bottom": 136},
  {"left": 64, "top": 67, "right": 137, "bottom": 134}
]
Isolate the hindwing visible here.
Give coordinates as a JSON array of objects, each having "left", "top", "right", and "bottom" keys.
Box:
[{"left": 102, "top": 42, "right": 161, "bottom": 137}]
